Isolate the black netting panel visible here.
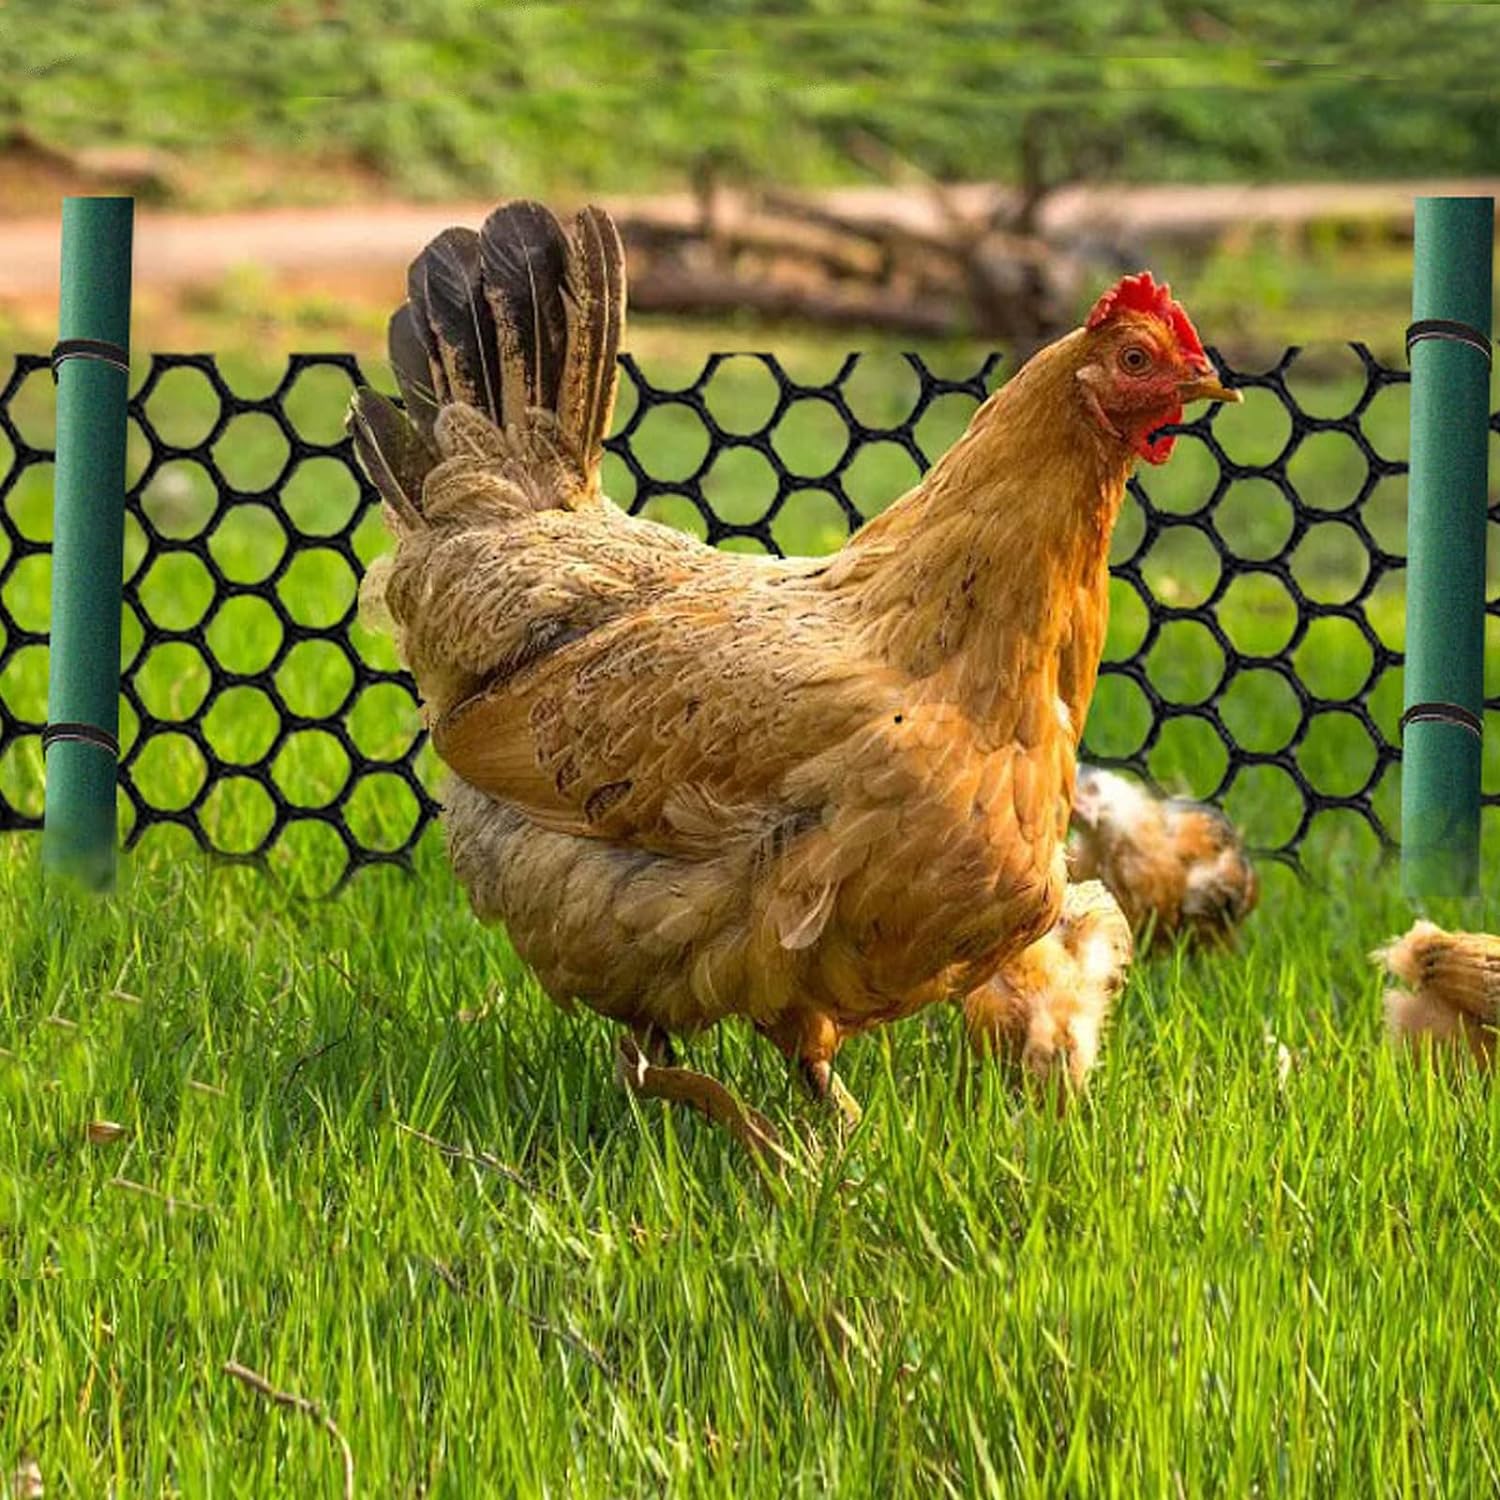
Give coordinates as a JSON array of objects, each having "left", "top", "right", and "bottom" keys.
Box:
[{"left": 0, "top": 345, "right": 1493, "bottom": 884}]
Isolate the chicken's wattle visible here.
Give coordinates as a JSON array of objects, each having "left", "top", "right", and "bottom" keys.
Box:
[{"left": 1137, "top": 405, "right": 1183, "bottom": 464}]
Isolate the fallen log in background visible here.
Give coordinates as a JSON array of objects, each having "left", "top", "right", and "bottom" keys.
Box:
[{"left": 613, "top": 187, "right": 1084, "bottom": 340}]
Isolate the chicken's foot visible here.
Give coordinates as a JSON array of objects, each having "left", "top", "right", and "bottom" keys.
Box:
[
  {"left": 634, "top": 1023, "right": 677, "bottom": 1068},
  {"left": 799, "top": 1058, "right": 863, "bottom": 1129},
  {"left": 615, "top": 1034, "right": 790, "bottom": 1167}
]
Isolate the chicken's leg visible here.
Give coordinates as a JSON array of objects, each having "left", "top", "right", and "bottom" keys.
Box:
[
  {"left": 615, "top": 1029, "right": 788, "bottom": 1165},
  {"left": 766, "top": 1010, "right": 862, "bottom": 1128},
  {"left": 633, "top": 1023, "right": 677, "bottom": 1068}
]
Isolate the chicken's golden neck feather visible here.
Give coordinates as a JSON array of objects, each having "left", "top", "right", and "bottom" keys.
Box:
[{"left": 829, "top": 328, "right": 1134, "bottom": 738}]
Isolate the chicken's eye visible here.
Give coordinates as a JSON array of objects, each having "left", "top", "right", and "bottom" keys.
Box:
[{"left": 1119, "top": 345, "right": 1152, "bottom": 375}]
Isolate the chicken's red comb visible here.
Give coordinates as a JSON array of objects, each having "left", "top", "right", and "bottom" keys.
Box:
[{"left": 1086, "top": 272, "right": 1205, "bottom": 361}]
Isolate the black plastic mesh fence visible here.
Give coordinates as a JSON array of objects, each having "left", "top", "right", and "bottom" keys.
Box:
[{"left": 1, "top": 344, "right": 1496, "bottom": 885}]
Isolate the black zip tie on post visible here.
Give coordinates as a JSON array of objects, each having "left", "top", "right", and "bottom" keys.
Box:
[
  {"left": 1399, "top": 701, "right": 1484, "bottom": 740},
  {"left": 50, "top": 337, "right": 131, "bottom": 381},
  {"left": 42, "top": 721, "right": 121, "bottom": 758},
  {"left": 1405, "top": 318, "right": 1493, "bottom": 365}
]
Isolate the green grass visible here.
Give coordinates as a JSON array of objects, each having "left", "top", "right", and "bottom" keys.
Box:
[
  {"left": 4, "top": 332, "right": 1500, "bottom": 1492},
  {"left": 5, "top": 830, "right": 1500, "bottom": 1496}
]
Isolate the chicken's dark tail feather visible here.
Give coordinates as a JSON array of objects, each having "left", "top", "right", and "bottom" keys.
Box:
[{"left": 349, "top": 200, "right": 626, "bottom": 524}]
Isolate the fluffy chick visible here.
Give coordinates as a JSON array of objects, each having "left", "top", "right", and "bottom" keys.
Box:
[
  {"left": 961, "top": 879, "right": 1133, "bottom": 1090},
  {"left": 1374, "top": 920, "right": 1500, "bottom": 1068},
  {"left": 1068, "top": 764, "right": 1258, "bottom": 951}
]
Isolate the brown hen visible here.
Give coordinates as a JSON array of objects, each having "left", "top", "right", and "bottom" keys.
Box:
[{"left": 351, "top": 199, "right": 1238, "bottom": 1119}]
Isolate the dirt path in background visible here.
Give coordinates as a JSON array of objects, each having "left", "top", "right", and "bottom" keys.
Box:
[{"left": 3, "top": 178, "right": 1499, "bottom": 306}]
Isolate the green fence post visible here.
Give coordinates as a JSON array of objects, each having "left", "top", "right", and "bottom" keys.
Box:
[
  {"left": 1401, "top": 195, "right": 1494, "bottom": 900},
  {"left": 42, "top": 196, "right": 134, "bottom": 888}
]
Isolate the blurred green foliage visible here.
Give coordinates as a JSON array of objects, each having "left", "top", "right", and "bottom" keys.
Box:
[{"left": 1, "top": 0, "right": 1498, "bottom": 198}]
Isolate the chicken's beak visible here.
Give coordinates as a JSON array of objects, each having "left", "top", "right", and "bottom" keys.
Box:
[{"left": 1177, "top": 367, "right": 1242, "bottom": 406}]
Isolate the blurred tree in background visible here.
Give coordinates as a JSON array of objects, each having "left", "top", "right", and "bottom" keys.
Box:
[{"left": 0, "top": 0, "right": 1495, "bottom": 199}]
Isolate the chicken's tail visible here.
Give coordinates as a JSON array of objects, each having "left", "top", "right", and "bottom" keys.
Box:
[{"left": 348, "top": 200, "right": 626, "bottom": 531}]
